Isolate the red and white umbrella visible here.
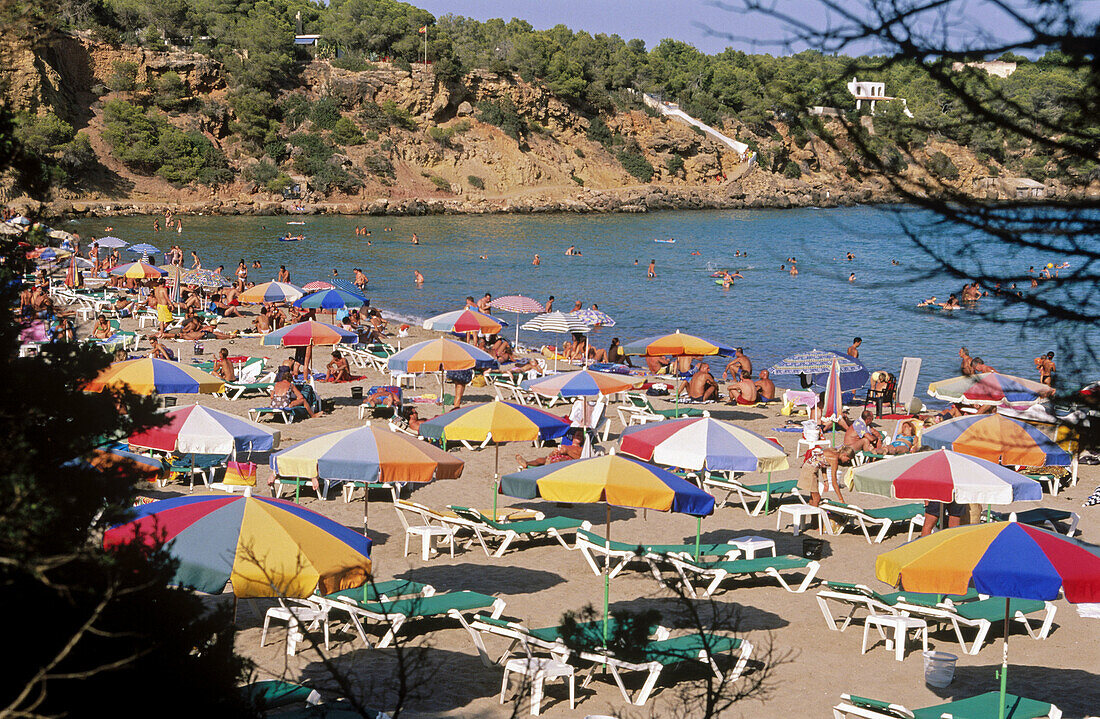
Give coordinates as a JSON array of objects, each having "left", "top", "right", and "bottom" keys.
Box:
[
  {"left": 849, "top": 449, "right": 1043, "bottom": 505},
  {"left": 303, "top": 281, "right": 336, "bottom": 292},
  {"left": 490, "top": 295, "right": 546, "bottom": 345},
  {"left": 822, "top": 357, "right": 843, "bottom": 421}
]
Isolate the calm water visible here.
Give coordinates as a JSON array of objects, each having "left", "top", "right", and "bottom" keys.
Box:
[{"left": 69, "top": 206, "right": 1098, "bottom": 390}]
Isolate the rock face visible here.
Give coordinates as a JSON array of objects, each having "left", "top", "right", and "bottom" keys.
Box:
[{"left": 1, "top": 33, "right": 1023, "bottom": 217}]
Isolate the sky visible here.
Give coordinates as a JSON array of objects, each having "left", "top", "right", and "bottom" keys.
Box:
[{"left": 411, "top": 0, "right": 1096, "bottom": 57}]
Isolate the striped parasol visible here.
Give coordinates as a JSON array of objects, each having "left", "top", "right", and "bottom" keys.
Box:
[
  {"left": 569, "top": 308, "right": 616, "bottom": 327},
  {"left": 261, "top": 321, "right": 357, "bottom": 347},
  {"left": 93, "top": 236, "right": 128, "bottom": 248},
  {"left": 240, "top": 281, "right": 304, "bottom": 304},
  {"left": 921, "top": 413, "right": 1072, "bottom": 467},
  {"left": 769, "top": 348, "right": 869, "bottom": 390},
  {"left": 929, "top": 372, "right": 1055, "bottom": 408},
  {"left": 490, "top": 295, "right": 545, "bottom": 313},
  {"left": 822, "top": 357, "right": 844, "bottom": 422},
  {"left": 623, "top": 331, "right": 733, "bottom": 357},
  {"left": 423, "top": 308, "right": 505, "bottom": 335},
  {"left": 85, "top": 357, "right": 224, "bottom": 395},
  {"left": 293, "top": 288, "right": 368, "bottom": 310},
  {"left": 520, "top": 311, "right": 590, "bottom": 335},
  {"left": 386, "top": 338, "right": 497, "bottom": 373},
  {"left": 303, "top": 281, "right": 336, "bottom": 291},
  {"left": 110, "top": 261, "right": 166, "bottom": 279}
]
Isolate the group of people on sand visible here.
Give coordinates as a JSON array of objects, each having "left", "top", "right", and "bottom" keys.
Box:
[{"left": 667, "top": 348, "right": 776, "bottom": 405}]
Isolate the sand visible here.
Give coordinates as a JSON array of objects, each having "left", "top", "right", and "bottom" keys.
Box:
[{"left": 109, "top": 310, "right": 1099, "bottom": 718}]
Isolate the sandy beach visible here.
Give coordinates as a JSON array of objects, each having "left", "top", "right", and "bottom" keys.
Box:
[{"left": 109, "top": 309, "right": 1100, "bottom": 718}]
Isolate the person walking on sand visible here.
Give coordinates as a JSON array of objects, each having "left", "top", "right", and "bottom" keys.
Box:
[
  {"left": 647, "top": 259, "right": 656, "bottom": 278},
  {"left": 152, "top": 280, "right": 172, "bottom": 335}
]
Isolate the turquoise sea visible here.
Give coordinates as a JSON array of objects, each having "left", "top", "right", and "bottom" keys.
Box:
[{"left": 69, "top": 206, "right": 1098, "bottom": 391}]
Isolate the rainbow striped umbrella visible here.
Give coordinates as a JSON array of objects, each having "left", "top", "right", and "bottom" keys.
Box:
[
  {"left": 849, "top": 449, "right": 1042, "bottom": 504},
  {"left": 876, "top": 521, "right": 1100, "bottom": 718},
  {"left": 128, "top": 404, "right": 280, "bottom": 456},
  {"left": 822, "top": 357, "right": 844, "bottom": 422},
  {"left": 423, "top": 308, "right": 505, "bottom": 335},
  {"left": 623, "top": 330, "right": 733, "bottom": 357},
  {"left": 520, "top": 368, "right": 637, "bottom": 398},
  {"left": 271, "top": 425, "right": 464, "bottom": 530},
  {"left": 240, "top": 281, "right": 304, "bottom": 304},
  {"left": 502, "top": 454, "right": 715, "bottom": 638},
  {"left": 929, "top": 372, "right": 1055, "bottom": 408},
  {"left": 261, "top": 320, "right": 357, "bottom": 347},
  {"left": 619, "top": 417, "right": 789, "bottom": 473},
  {"left": 85, "top": 357, "right": 224, "bottom": 395},
  {"left": 386, "top": 338, "right": 497, "bottom": 373},
  {"left": 419, "top": 399, "right": 571, "bottom": 516},
  {"left": 104, "top": 495, "right": 372, "bottom": 597},
  {"left": 293, "top": 288, "right": 368, "bottom": 310},
  {"left": 922, "top": 414, "right": 1072, "bottom": 467},
  {"left": 109, "top": 261, "right": 166, "bottom": 279}
]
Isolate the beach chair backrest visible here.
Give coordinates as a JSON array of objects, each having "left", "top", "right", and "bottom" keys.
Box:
[
  {"left": 895, "top": 357, "right": 922, "bottom": 409},
  {"left": 237, "top": 358, "right": 265, "bottom": 383}
]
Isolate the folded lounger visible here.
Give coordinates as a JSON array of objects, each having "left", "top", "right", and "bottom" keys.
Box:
[
  {"left": 702, "top": 474, "right": 803, "bottom": 515},
  {"left": 574, "top": 527, "right": 740, "bottom": 578}
]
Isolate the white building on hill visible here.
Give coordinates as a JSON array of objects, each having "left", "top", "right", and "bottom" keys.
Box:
[{"left": 846, "top": 78, "right": 913, "bottom": 117}]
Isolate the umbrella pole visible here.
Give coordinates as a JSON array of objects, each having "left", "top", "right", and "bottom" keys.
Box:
[
  {"left": 363, "top": 483, "right": 369, "bottom": 536},
  {"left": 604, "top": 504, "right": 611, "bottom": 645},
  {"left": 492, "top": 443, "right": 499, "bottom": 521},
  {"left": 999, "top": 597, "right": 1009, "bottom": 719},
  {"left": 694, "top": 516, "right": 701, "bottom": 561},
  {"left": 765, "top": 471, "right": 772, "bottom": 514}
]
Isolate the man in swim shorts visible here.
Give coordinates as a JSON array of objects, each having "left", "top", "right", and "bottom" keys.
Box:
[
  {"left": 753, "top": 369, "right": 776, "bottom": 400},
  {"left": 723, "top": 348, "right": 752, "bottom": 380},
  {"left": 684, "top": 363, "right": 718, "bottom": 401},
  {"left": 153, "top": 279, "right": 172, "bottom": 334},
  {"left": 920, "top": 500, "right": 966, "bottom": 536}
]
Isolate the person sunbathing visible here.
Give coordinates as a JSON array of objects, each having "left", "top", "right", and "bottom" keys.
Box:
[
  {"left": 269, "top": 366, "right": 320, "bottom": 419},
  {"left": 365, "top": 386, "right": 400, "bottom": 407},
  {"left": 683, "top": 363, "right": 718, "bottom": 401},
  {"left": 325, "top": 350, "right": 353, "bottom": 381},
  {"left": 516, "top": 429, "right": 584, "bottom": 468},
  {"left": 91, "top": 314, "right": 113, "bottom": 340},
  {"left": 753, "top": 369, "right": 776, "bottom": 400},
  {"left": 727, "top": 374, "right": 760, "bottom": 405},
  {"left": 399, "top": 406, "right": 424, "bottom": 433},
  {"left": 884, "top": 421, "right": 918, "bottom": 454},
  {"left": 843, "top": 410, "right": 885, "bottom": 453}
]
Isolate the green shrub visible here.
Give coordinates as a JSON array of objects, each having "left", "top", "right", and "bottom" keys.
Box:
[
  {"left": 264, "top": 139, "right": 289, "bottom": 164},
  {"left": 586, "top": 117, "right": 613, "bottom": 147},
  {"left": 783, "top": 160, "right": 802, "bottom": 179},
  {"left": 229, "top": 88, "right": 279, "bottom": 149},
  {"left": 477, "top": 98, "right": 527, "bottom": 141},
  {"left": 106, "top": 61, "right": 138, "bottom": 92},
  {"left": 427, "top": 120, "right": 470, "bottom": 147},
  {"left": 429, "top": 175, "right": 451, "bottom": 192},
  {"left": 883, "top": 146, "right": 908, "bottom": 174},
  {"left": 363, "top": 152, "right": 395, "bottom": 178},
  {"left": 665, "top": 154, "right": 685, "bottom": 176},
  {"left": 244, "top": 160, "right": 278, "bottom": 184},
  {"left": 331, "top": 116, "right": 365, "bottom": 145},
  {"left": 101, "top": 100, "right": 229, "bottom": 185},
  {"left": 311, "top": 98, "right": 341, "bottom": 131},
  {"left": 927, "top": 151, "right": 959, "bottom": 180},
  {"left": 570, "top": 173, "right": 584, "bottom": 186},
  {"left": 467, "top": 174, "right": 484, "bottom": 189},
  {"left": 393, "top": 57, "right": 412, "bottom": 73},
  {"left": 361, "top": 101, "right": 417, "bottom": 132},
  {"left": 151, "top": 71, "right": 189, "bottom": 111},
  {"left": 279, "top": 94, "right": 311, "bottom": 130},
  {"left": 574, "top": 148, "right": 585, "bottom": 158},
  {"left": 617, "top": 150, "right": 654, "bottom": 182}
]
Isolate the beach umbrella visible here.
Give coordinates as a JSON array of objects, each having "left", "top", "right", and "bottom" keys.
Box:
[
  {"left": 418, "top": 399, "right": 571, "bottom": 517},
  {"left": 928, "top": 372, "right": 1055, "bottom": 408},
  {"left": 302, "top": 281, "right": 336, "bottom": 292},
  {"left": 104, "top": 495, "right": 372, "bottom": 597},
  {"left": 623, "top": 330, "right": 733, "bottom": 359},
  {"left": 36, "top": 247, "right": 60, "bottom": 261},
  {"left": 261, "top": 321, "right": 357, "bottom": 347},
  {"left": 387, "top": 337, "right": 497, "bottom": 373},
  {"left": 11, "top": 215, "right": 32, "bottom": 226},
  {"left": 849, "top": 449, "right": 1043, "bottom": 504},
  {"left": 769, "top": 348, "right": 869, "bottom": 391},
  {"left": 85, "top": 358, "right": 225, "bottom": 395},
  {"left": 88, "top": 445, "right": 165, "bottom": 479},
  {"left": 876, "top": 521, "right": 1100, "bottom": 719},
  {"left": 490, "top": 294, "right": 545, "bottom": 345},
  {"left": 293, "top": 288, "right": 368, "bottom": 310},
  {"left": 270, "top": 424, "right": 464, "bottom": 532},
  {"left": 110, "top": 261, "right": 166, "bottom": 279},
  {"left": 620, "top": 416, "right": 789, "bottom": 512},
  {"left": 569, "top": 308, "right": 616, "bottom": 327},
  {"left": 127, "top": 243, "right": 161, "bottom": 255},
  {"left": 922, "top": 414, "right": 1072, "bottom": 467},
  {"left": 501, "top": 454, "right": 715, "bottom": 639},
  {"left": 128, "top": 404, "right": 280, "bottom": 457},
  {"left": 521, "top": 368, "right": 637, "bottom": 399},
  {"left": 240, "top": 281, "right": 305, "bottom": 304},
  {"left": 93, "top": 236, "right": 127, "bottom": 248},
  {"left": 184, "top": 269, "right": 232, "bottom": 289},
  {"left": 422, "top": 308, "right": 504, "bottom": 335},
  {"left": 822, "top": 357, "right": 844, "bottom": 446},
  {"left": 521, "top": 311, "right": 590, "bottom": 335}
]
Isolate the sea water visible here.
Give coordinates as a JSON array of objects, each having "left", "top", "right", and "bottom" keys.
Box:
[{"left": 71, "top": 205, "right": 1098, "bottom": 390}]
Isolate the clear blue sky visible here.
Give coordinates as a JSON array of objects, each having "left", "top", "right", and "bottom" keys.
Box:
[{"left": 412, "top": 0, "right": 1093, "bottom": 57}]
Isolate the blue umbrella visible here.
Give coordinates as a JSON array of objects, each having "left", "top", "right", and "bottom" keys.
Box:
[
  {"left": 293, "top": 288, "right": 368, "bottom": 310},
  {"left": 769, "top": 348, "right": 869, "bottom": 391},
  {"left": 94, "top": 236, "right": 128, "bottom": 248},
  {"left": 127, "top": 243, "right": 161, "bottom": 256}
]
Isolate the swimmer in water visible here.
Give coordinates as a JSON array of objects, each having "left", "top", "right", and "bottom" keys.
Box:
[
  {"left": 414, "top": 270, "right": 424, "bottom": 284},
  {"left": 789, "top": 266, "right": 798, "bottom": 276},
  {"left": 412, "top": 233, "right": 419, "bottom": 245},
  {"left": 848, "top": 273, "right": 856, "bottom": 282},
  {"left": 647, "top": 259, "right": 656, "bottom": 278},
  {"left": 917, "top": 296, "right": 938, "bottom": 307},
  {"left": 532, "top": 254, "right": 540, "bottom": 266}
]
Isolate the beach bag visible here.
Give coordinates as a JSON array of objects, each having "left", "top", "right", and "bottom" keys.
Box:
[
  {"left": 471, "top": 373, "right": 486, "bottom": 387},
  {"left": 780, "top": 400, "right": 794, "bottom": 416},
  {"left": 223, "top": 460, "right": 257, "bottom": 486}
]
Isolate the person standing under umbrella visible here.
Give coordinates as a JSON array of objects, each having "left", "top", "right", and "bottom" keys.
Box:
[{"left": 153, "top": 279, "right": 172, "bottom": 335}]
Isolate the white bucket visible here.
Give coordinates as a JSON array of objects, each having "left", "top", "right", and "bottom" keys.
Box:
[
  {"left": 802, "top": 420, "right": 820, "bottom": 441},
  {"left": 923, "top": 650, "right": 957, "bottom": 687}
]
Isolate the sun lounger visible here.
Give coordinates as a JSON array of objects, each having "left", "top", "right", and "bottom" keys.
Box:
[
  {"left": 833, "top": 690, "right": 1061, "bottom": 719},
  {"left": 461, "top": 613, "right": 752, "bottom": 707},
  {"left": 318, "top": 589, "right": 506, "bottom": 648},
  {"left": 816, "top": 581, "right": 980, "bottom": 632},
  {"left": 892, "top": 596, "right": 1057, "bottom": 655},
  {"left": 447, "top": 506, "right": 591, "bottom": 557},
  {"left": 989, "top": 508, "right": 1080, "bottom": 537},
  {"left": 574, "top": 527, "right": 740, "bottom": 578},
  {"left": 702, "top": 474, "right": 804, "bottom": 515},
  {"left": 161, "top": 452, "right": 226, "bottom": 491},
  {"left": 617, "top": 392, "right": 710, "bottom": 426},
  {"left": 657, "top": 553, "right": 820, "bottom": 597},
  {"left": 240, "top": 679, "right": 321, "bottom": 709},
  {"left": 358, "top": 385, "right": 401, "bottom": 420},
  {"left": 819, "top": 500, "right": 926, "bottom": 543}
]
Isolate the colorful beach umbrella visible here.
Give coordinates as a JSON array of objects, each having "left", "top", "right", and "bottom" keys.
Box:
[
  {"left": 109, "top": 261, "right": 166, "bottom": 279},
  {"left": 240, "top": 281, "right": 304, "bottom": 304},
  {"left": 623, "top": 330, "right": 733, "bottom": 358},
  {"left": 302, "top": 281, "right": 336, "bottom": 292},
  {"left": 271, "top": 425, "right": 464, "bottom": 531},
  {"left": 876, "top": 521, "right": 1100, "bottom": 719},
  {"left": 386, "top": 338, "right": 497, "bottom": 373},
  {"left": 922, "top": 414, "right": 1072, "bottom": 467},
  {"left": 181, "top": 269, "right": 232, "bottom": 289},
  {"left": 569, "top": 308, "right": 617, "bottom": 327},
  {"left": 261, "top": 320, "right": 357, "bottom": 348},
  {"left": 418, "top": 399, "right": 572, "bottom": 517},
  {"left": 293, "top": 288, "right": 368, "bottom": 310},
  {"left": 85, "top": 358, "right": 225, "bottom": 395},
  {"left": 520, "top": 311, "right": 590, "bottom": 335},
  {"left": 822, "top": 357, "right": 844, "bottom": 422},
  {"left": 422, "top": 308, "right": 504, "bottom": 335},
  {"left": 104, "top": 495, "right": 372, "bottom": 597},
  {"left": 521, "top": 368, "right": 636, "bottom": 399},
  {"left": 769, "top": 348, "right": 869, "bottom": 391},
  {"left": 619, "top": 417, "right": 789, "bottom": 473},
  {"left": 501, "top": 454, "right": 715, "bottom": 639},
  {"left": 93, "top": 236, "right": 127, "bottom": 248},
  {"left": 127, "top": 243, "right": 161, "bottom": 256},
  {"left": 849, "top": 449, "right": 1043, "bottom": 504},
  {"left": 128, "top": 404, "right": 280, "bottom": 456},
  {"left": 928, "top": 372, "right": 1055, "bottom": 408}
]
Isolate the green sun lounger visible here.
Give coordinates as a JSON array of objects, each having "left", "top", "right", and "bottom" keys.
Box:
[
  {"left": 892, "top": 596, "right": 1057, "bottom": 654},
  {"left": 574, "top": 527, "right": 739, "bottom": 578},
  {"left": 834, "top": 690, "right": 1061, "bottom": 719},
  {"left": 816, "top": 581, "right": 978, "bottom": 632},
  {"left": 989, "top": 507, "right": 1079, "bottom": 536},
  {"left": 447, "top": 506, "right": 591, "bottom": 557},
  {"left": 323, "top": 579, "right": 434, "bottom": 604},
  {"left": 241, "top": 680, "right": 320, "bottom": 710},
  {"left": 702, "top": 474, "right": 802, "bottom": 515},
  {"left": 819, "top": 500, "right": 926, "bottom": 543},
  {"left": 660, "top": 553, "right": 820, "bottom": 596},
  {"left": 320, "top": 589, "right": 506, "bottom": 648}
]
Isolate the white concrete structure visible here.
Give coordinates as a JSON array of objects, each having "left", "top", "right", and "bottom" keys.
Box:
[
  {"left": 639, "top": 92, "right": 754, "bottom": 163},
  {"left": 951, "top": 60, "right": 1018, "bottom": 78},
  {"left": 846, "top": 78, "right": 913, "bottom": 118}
]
